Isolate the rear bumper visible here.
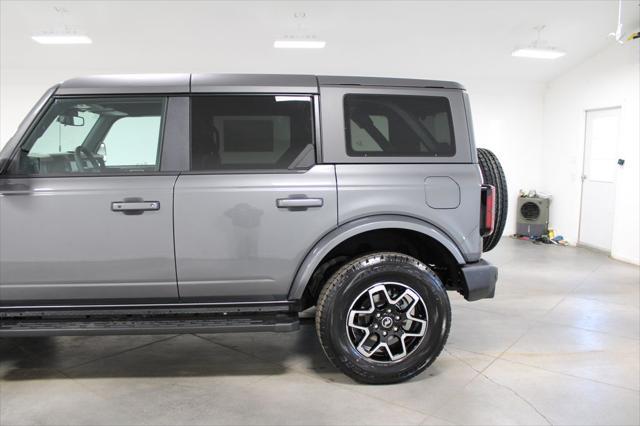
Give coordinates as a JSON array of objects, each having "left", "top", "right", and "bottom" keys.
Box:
[{"left": 460, "top": 259, "right": 498, "bottom": 301}]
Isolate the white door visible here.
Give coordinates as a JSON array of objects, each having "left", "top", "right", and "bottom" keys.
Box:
[{"left": 579, "top": 107, "right": 621, "bottom": 252}]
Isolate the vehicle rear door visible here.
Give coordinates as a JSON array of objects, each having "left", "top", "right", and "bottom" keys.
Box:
[{"left": 173, "top": 94, "right": 337, "bottom": 301}]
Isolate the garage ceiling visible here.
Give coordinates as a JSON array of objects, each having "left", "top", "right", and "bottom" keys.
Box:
[{"left": 1, "top": 0, "right": 639, "bottom": 85}]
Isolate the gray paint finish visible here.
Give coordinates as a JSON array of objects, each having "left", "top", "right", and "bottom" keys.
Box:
[
  {"left": 191, "top": 73, "right": 318, "bottom": 94},
  {"left": 173, "top": 165, "right": 338, "bottom": 301},
  {"left": 335, "top": 164, "right": 482, "bottom": 262},
  {"left": 51, "top": 73, "right": 464, "bottom": 97},
  {"left": 425, "top": 176, "right": 461, "bottom": 209},
  {"left": 462, "top": 91, "right": 479, "bottom": 164},
  {"left": 0, "top": 176, "right": 179, "bottom": 302},
  {"left": 55, "top": 74, "right": 190, "bottom": 95},
  {"left": 318, "top": 75, "right": 464, "bottom": 90}
]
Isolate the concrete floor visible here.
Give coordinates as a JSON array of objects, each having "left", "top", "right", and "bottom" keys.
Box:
[{"left": 1, "top": 238, "right": 639, "bottom": 426}]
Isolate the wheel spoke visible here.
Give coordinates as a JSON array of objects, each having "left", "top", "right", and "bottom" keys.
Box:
[
  {"left": 355, "top": 331, "right": 375, "bottom": 356},
  {"left": 389, "top": 289, "right": 413, "bottom": 308},
  {"left": 347, "top": 312, "right": 368, "bottom": 331},
  {"left": 381, "top": 342, "right": 395, "bottom": 360},
  {"left": 405, "top": 297, "right": 427, "bottom": 337},
  {"left": 363, "top": 341, "right": 383, "bottom": 357}
]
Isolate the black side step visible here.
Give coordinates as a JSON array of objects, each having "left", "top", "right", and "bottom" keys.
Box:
[{"left": 0, "top": 313, "right": 299, "bottom": 337}]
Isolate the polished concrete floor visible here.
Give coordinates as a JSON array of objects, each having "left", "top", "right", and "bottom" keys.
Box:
[{"left": 1, "top": 238, "right": 639, "bottom": 425}]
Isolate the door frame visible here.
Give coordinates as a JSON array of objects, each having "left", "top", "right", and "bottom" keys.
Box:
[{"left": 577, "top": 105, "right": 621, "bottom": 251}]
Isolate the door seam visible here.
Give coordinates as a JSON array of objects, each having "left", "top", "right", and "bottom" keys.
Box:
[
  {"left": 172, "top": 173, "right": 182, "bottom": 299},
  {"left": 333, "top": 165, "right": 339, "bottom": 226}
]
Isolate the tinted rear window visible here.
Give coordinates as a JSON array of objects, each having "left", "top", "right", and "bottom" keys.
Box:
[
  {"left": 344, "top": 94, "right": 455, "bottom": 157},
  {"left": 190, "top": 95, "right": 314, "bottom": 170}
]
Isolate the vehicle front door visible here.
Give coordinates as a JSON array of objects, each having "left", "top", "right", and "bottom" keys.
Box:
[{"left": 0, "top": 96, "right": 181, "bottom": 305}]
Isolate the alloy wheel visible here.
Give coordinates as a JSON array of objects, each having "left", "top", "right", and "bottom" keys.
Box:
[{"left": 346, "top": 282, "right": 428, "bottom": 363}]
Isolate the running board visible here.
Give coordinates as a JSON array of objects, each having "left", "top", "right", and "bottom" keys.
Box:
[{"left": 0, "top": 313, "right": 300, "bottom": 337}]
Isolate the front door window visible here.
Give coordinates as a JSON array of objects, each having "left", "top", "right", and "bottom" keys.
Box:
[{"left": 11, "top": 97, "right": 166, "bottom": 175}]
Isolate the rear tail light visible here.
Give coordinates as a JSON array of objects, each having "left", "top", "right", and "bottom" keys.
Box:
[{"left": 480, "top": 185, "right": 496, "bottom": 237}]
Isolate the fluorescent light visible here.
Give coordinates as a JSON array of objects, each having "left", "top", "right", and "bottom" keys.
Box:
[
  {"left": 512, "top": 47, "right": 565, "bottom": 59},
  {"left": 32, "top": 34, "right": 92, "bottom": 45},
  {"left": 274, "top": 40, "right": 326, "bottom": 49}
]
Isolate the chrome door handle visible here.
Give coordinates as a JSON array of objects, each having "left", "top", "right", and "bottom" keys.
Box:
[
  {"left": 111, "top": 201, "right": 160, "bottom": 214},
  {"left": 276, "top": 197, "right": 323, "bottom": 209}
]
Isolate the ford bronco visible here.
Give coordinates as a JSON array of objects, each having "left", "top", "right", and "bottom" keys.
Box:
[{"left": 0, "top": 74, "right": 507, "bottom": 383}]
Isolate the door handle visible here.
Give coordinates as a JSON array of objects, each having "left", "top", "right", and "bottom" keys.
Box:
[
  {"left": 276, "top": 197, "right": 323, "bottom": 209},
  {"left": 111, "top": 201, "right": 160, "bottom": 214},
  {"left": 0, "top": 183, "right": 31, "bottom": 196}
]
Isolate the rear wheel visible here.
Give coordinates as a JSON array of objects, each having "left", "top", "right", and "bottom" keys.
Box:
[
  {"left": 315, "top": 252, "right": 451, "bottom": 384},
  {"left": 478, "top": 148, "right": 508, "bottom": 251}
]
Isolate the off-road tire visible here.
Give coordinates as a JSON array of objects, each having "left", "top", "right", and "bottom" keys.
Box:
[
  {"left": 477, "top": 148, "right": 508, "bottom": 251},
  {"left": 315, "top": 252, "right": 451, "bottom": 384}
]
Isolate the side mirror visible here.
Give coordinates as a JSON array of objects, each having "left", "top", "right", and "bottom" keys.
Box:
[{"left": 57, "top": 112, "right": 85, "bottom": 127}]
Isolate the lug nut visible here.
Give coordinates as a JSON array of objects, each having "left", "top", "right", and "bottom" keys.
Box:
[
  {"left": 393, "top": 326, "right": 398, "bottom": 331},
  {"left": 386, "top": 309, "right": 391, "bottom": 313},
  {"left": 382, "top": 331, "right": 387, "bottom": 336},
  {"left": 376, "top": 313, "right": 381, "bottom": 318},
  {"left": 373, "top": 324, "right": 378, "bottom": 329},
  {"left": 395, "top": 316, "right": 400, "bottom": 320}
]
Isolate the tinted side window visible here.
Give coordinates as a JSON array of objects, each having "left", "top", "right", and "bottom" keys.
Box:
[
  {"left": 11, "top": 97, "right": 166, "bottom": 175},
  {"left": 344, "top": 94, "right": 455, "bottom": 157},
  {"left": 190, "top": 96, "right": 314, "bottom": 171},
  {"left": 102, "top": 116, "right": 163, "bottom": 167}
]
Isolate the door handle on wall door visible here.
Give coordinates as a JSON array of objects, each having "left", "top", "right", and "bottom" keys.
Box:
[{"left": 276, "top": 197, "right": 324, "bottom": 210}]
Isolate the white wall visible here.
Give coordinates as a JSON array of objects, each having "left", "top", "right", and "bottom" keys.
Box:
[
  {"left": 1, "top": 82, "right": 48, "bottom": 146},
  {"left": 469, "top": 82, "right": 545, "bottom": 236},
  {"left": 541, "top": 41, "right": 640, "bottom": 264}
]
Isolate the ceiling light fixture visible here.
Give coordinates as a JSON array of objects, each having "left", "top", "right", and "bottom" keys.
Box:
[
  {"left": 274, "top": 40, "right": 326, "bottom": 49},
  {"left": 512, "top": 47, "right": 565, "bottom": 59},
  {"left": 32, "top": 32, "right": 92, "bottom": 45},
  {"left": 32, "top": 7, "right": 91, "bottom": 45},
  {"left": 274, "top": 12, "right": 325, "bottom": 49},
  {"left": 512, "top": 26, "right": 565, "bottom": 59}
]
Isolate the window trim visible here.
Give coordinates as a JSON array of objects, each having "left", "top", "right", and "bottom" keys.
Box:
[
  {"left": 186, "top": 93, "right": 317, "bottom": 174},
  {"left": 343, "top": 93, "right": 457, "bottom": 158},
  {"left": 2, "top": 95, "right": 170, "bottom": 178}
]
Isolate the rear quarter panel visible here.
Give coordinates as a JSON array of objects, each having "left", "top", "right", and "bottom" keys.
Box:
[
  {"left": 319, "top": 84, "right": 482, "bottom": 261},
  {"left": 336, "top": 164, "right": 482, "bottom": 262}
]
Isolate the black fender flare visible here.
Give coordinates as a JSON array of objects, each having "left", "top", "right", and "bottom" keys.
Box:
[{"left": 287, "top": 214, "right": 466, "bottom": 300}]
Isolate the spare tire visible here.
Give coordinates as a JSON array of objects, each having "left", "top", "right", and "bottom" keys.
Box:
[{"left": 477, "top": 148, "right": 507, "bottom": 252}]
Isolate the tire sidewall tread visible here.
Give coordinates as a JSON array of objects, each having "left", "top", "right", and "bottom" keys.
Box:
[{"left": 316, "top": 252, "right": 451, "bottom": 384}]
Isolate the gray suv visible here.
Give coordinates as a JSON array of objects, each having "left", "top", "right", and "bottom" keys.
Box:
[{"left": 0, "top": 74, "right": 506, "bottom": 384}]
